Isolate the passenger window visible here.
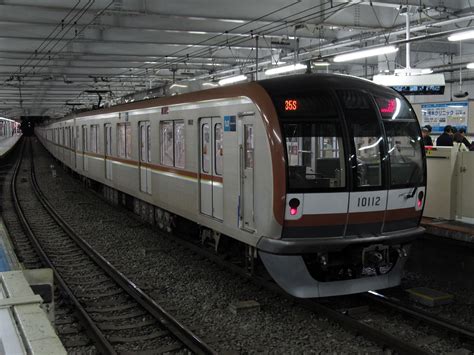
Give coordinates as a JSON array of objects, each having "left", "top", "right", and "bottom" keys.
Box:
[
  {"left": 284, "top": 122, "right": 345, "bottom": 190},
  {"left": 338, "top": 90, "right": 383, "bottom": 188},
  {"left": 90, "top": 125, "right": 99, "bottom": 153},
  {"left": 215, "top": 123, "right": 223, "bottom": 175},
  {"left": 105, "top": 124, "right": 112, "bottom": 156},
  {"left": 147, "top": 125, "right": 151, "bottom": 163},
  {"left": 374, "top": 95, "right": 424, "bottom": 187},
  {"left": 160, "top": 120, "right": 185, "bottom": 168},
  {"left": 160, "top": 121, "right": 174, "bottom": 166},
  {"left": 201, "top": 123, "right": 210, "bottom": 173},
  {"left": 174, "top": 121, "right": 185, "bottom": 168},
  {"left": 140, "top": 124, "right": 147, "bottom": 162},
  {"left": 244, "top": 125, "right": 254, "bottom": 169}
]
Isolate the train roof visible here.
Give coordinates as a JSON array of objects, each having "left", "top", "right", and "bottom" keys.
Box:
[
  {"left": 258, "top": 73, "right": 398, "bottom": 97},
  {"left": 64, "top": 73, "right": 398, "bottom": 121}
]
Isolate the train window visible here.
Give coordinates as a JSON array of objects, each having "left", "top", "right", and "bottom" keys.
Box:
[
  {"left": 284, "top": 122, "right": 345, "bottom": 191},
  {"left": 374, "top": 95, "right": 415, "bottom": 120},
  {"left": 147, "top": 124, "right": 151, "bottom": 163},
  {"left": 201, "top": 123, "right": 210, "bottom": 173},
  {"left": 117, "top": 123, "right": 131, "bottom": 158},
  {"left": 140, "top": 123, "right": 147, "bottom": 162},
  {"left": 66, "top": 127, "right": 71, "bottom": 148},
  {"left": 90, "top": 125, "right": 99, "bottom": 153},
  {"left": 175, "top": 121, "right": 185, "bottom": 168},
  {"left": 244, "top": 125, "right": 254, "bottom": 169},
  {"left": 161, "top": 121, "right": 174, "bottom": 166},
  {"left": 384, "top": 121, "right": 424, "bottom": 187},
  {"left": 215, "top": 123, "right": 223, "bottom": 175},
  {"left": 338, "top": 90, "right": 383, "bottom": 188},
  {"left": 160, "top": 120, "right": 184, "bottom": 168}
]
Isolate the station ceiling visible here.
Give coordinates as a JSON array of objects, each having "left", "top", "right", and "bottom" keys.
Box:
[{"left": 1, "top": 0, "right": 474, "bottom": 119}]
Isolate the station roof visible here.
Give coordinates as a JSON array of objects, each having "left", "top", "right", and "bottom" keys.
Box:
[{"left": 1, "top": 0, "right": 474, "bottom": 119}]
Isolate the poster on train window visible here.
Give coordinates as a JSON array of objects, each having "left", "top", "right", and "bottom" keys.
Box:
[{"left": 421, "top": 102, "right": 468, "bottom": 133}]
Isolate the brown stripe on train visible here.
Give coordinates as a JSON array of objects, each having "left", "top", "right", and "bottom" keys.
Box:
[
  {"left": 73, "top": 82, "right": 286, "bottom": 225},
  {"left": 385, "top": 208, "right": 421, "bottom": 221},
  {"left": 57, "top": 145, "right": 223, "bottom": 183},
  {"left": 347, "top": 210, "right": 385, "bottom": 224}
]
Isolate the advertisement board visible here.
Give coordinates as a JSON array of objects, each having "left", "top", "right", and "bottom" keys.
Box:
[{"left": 421, "top": 102, "right": 468, "bottom": 133}]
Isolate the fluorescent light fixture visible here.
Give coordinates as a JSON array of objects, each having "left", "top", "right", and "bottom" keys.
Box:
[
  {"left": 420, "top": 68, "right": 433, "bottom": 74},
  {"left": 170, "top": 83, "right": 188, "bottom": 89},
  {"left": 218, "top": 74, "right": 247, "bottom": 86},
  {"left": 202, "top": 82, "right": 219, "bottom": 87},
  {"left": 312, "top": 61, "right": 330, "bottom": 67},
  {"left": 467, "top": 62, "right": 474, "bottom": 69},
  {"left": 265, "top": 63, "right": 306, "bottom": 76},
  {"left": 373, "top": 73, "right": 445, "bottom": 86},
  {"left": 448, "top": 30, "right": 474, "bottom": 41},
  {"left": 333, "top": 45, "right": 399, "bottom": 62}
]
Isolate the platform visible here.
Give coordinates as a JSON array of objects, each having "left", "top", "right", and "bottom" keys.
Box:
[
  {"left": 0, "top": 271, "right": 66, "bottom": 354},
  {"left": 0, "top": 134, "right": 21, "bottom": 159},
  {"left": 0, "top": 217, "right": 66, "bottom": 354},
  {"left": 421, "top": 217, "right": 474, "bottom": 244},
  {"left": 0, "top": 217, "right": 20, "bottom": 272}
]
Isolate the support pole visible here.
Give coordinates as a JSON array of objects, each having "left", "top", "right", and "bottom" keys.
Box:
[
  {"left": 255, "top": 35, "right": 259, "bottom": 81},
  {"left": 405, "top": 8, "right": 411, "bottom": 69}
]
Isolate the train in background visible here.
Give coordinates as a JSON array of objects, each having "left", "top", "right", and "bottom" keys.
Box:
[
  {"left": 0, "top": 117, "right": 21, "bottom": 137},
  {"left": 36, "top": 74, "right": 426, "bottom": 298}
]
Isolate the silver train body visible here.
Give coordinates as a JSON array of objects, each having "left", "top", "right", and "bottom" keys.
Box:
[{"left": 36, "top": 74, "right": 426, "bottom": 298}]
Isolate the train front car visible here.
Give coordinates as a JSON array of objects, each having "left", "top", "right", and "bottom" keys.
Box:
[{"left": 257, "top": 74, "right": 426, "bottom": 298}]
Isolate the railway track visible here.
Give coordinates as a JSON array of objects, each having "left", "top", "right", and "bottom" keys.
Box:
[
  {"left": 11, "top": 138, "right": 216, "bottom": 354},
  {"left": 157, "top": 223, "right": 472, "bottom": 354}
]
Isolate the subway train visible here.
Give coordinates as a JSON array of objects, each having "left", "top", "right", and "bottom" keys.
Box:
[
  {"left": 36, "top": 74, "right": 426, "bottom": 298},
  {"left": 0, "top": 117, "right": 21, "bottom": 137}
]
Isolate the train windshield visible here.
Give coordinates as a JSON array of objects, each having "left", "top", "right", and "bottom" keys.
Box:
[
  {"left": 374, "top": 95, "right": 424, "bottom": 187},
  {"left": 284, "top": 122, "right": 346, "bottom": 191},
  {"left": 338, "top": 90, "right": 384, "bottom": 189}
]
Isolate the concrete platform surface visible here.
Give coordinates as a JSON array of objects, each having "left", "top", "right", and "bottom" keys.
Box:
[
  {"left": 0, "top": 134, "right": 21, "bottom": 158},
  {"left": 421, "top": 217, "right": 474, "bottom": 244}
]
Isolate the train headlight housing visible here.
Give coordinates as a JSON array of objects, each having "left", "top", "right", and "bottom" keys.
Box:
[
  {"left": 417, "top": 191, "right": 424, "bottom": 208},
  {"left": 289, "top": 198, "right": 300, "bottom": 215}
]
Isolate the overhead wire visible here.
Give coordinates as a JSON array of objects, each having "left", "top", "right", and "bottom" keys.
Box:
[
  {"left": 22, "top": 0, "right": 97, "bottom": 79},
  {"left": 135, "top": 1, "right": 354, "bottom": 78}
]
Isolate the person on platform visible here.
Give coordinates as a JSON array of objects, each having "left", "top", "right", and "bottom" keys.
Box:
[
  {"left": 421, "top": 125, "right": 433, "bottom": 146},
  {"left": 436, "top": 125, "right": 454, "bottom": 146},
  {"left": 458, "top": 128, "right": 471, "bottom": 150}
]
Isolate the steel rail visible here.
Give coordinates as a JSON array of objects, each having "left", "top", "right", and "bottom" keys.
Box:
[
  {"left": 28, "top": 139, "right": 216, "bottom": 355},
  {"left": 11, "top": 139, "right": 116, "bottom": 354},
  {"left": 365, "top": 291, "right": 474, "bottom": 342}
]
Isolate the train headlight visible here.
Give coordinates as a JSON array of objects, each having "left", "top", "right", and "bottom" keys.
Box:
[
  {"left": 289, "top": 198, "right": 300, "bottom": 215},
  {"left": 417, "top": 191, "right": 424, "bottom": 208}
]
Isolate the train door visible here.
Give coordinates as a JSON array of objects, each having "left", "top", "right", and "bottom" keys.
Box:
[
  {"left": 199, "top": 117, "right": 223, "bottom": 220},
  {"left": 139, "top": 121, "right": 152, "bottom": 194},
  {"left": 104, "top": 124, "right": 113, "bottom": 180},
  {"left": 239, "top": 117, "right": 255, "bottom": 231},
  {"left": 82, "top": 125, "right": 88, "bottom": 172}
]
